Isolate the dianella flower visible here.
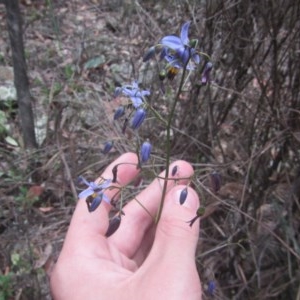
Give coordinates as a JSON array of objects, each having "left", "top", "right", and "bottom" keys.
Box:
[
  {"left": 78, "top": 176, "right": 112, "bottom": 212},
  {"left": 114, "top": 81, "right": 150, "bottom": 109},
  {"left": 144, "top": 21, "right": 200, "bottom": 70},
  {"left": 140, "top": 140, "right": 152, "bottom": 163}
]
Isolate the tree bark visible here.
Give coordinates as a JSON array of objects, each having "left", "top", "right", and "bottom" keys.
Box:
[{"left": 4, "top": 0, "right": 37, "bottom": 148}]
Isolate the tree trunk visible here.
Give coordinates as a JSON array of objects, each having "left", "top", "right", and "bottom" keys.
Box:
[{"left": 4, "top": 0, "right": 37, "bottom": 148}]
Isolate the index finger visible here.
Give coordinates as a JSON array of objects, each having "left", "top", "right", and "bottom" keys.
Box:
[{"left": 62, "top": 152, "right": 140, "bottom": 253}]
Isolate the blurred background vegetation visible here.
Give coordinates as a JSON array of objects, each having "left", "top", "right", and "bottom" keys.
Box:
[{"left": 0, "top": 0, "right": 299, "bottom": 299}]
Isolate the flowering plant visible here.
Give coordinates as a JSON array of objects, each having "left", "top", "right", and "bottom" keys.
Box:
[{"left": 77, "top": 21, "right": 212, "bottom": 232}]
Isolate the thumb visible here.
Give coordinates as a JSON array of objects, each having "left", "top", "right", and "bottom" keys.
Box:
[
  {"left": 146, "top": 185, "right": 200, "bottom": 267},
  {"left": 139, "top": 185, "right": 201, "bottom": 299}
]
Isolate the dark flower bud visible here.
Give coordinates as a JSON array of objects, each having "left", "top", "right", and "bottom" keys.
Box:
[
  {"left": 113, "top": 87, "right": 122, "bottom": 98},
  {"left": 86, "top": 194, "right": 102, "bottom": 212},
  {"left": 207, "top": 280, "right": 216, "bottom": 296},
  {"left": 179, "top": 187, "right": 188, "bottom": 205},
  {"left": 201, "top": 62, "right": 213, "bottom": 85},
  {"left": 105, "top": 215, "right": 121, "bottom": 237},
  {"left": 113, "top": 106, "right": 125, "bottom": 120},
  {"left": 102, "top": 141, "right": 114, "bottom": 154},
  {"left": 171, "top": 165, "right": 178, "bottom": 176},
  {"left": 187, "top": 207, "right": 205, "bottom": 227},
  {"left": 112, "top": 165, "right": 118, "bottom": 183},
  {"left": 130, "top": 108, "right": 146, "bottom": 130},
  {"left": 140, "top": 140, "right": 152, "bottom": 163},
  {"left": 143, "top": 46, "right": 156, "bottom": 62},
  {"left": 210, "top": 171, "right": 221, "bottom": 193}
]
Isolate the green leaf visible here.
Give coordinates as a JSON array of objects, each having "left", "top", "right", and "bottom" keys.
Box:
[
  {"left": 83, "top": 56, "right": 105, "bottom": 70},
  {"left": 5, "top": 136, "right": 19, "bottom": 147}
]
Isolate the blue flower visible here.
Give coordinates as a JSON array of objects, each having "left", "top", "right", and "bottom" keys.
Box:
[
  {"left": 78, "top": 176, "right": 112, "bottom": 211},
  {"left": 160, "top": 22, "right": 200, "bottom": 69},
  {"left": 130, "top": 108, "right": 147, "bottom": 130},
  {"left": 114, "top": 81, "right": 150, "bottom": 109},
  {"left": 140, "top": 140, "right": 152, "bottom": 163}
]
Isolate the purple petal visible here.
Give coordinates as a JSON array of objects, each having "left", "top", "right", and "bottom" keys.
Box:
[
  {"left": 161, "top": 35, "right": 182, "bottom": 49},
  {"left": 102, "top": 193, "right": 111, "bottom": 204},
  {"left": 132, "top": 81, "right": 139, "bottom": 89},
  {"left": 192, "top": 53, "right": 200, "bottom": 64},
  {"left": 78, "top": 188, "right": 94, "bottom": 199},
  {"left": 178, "top": 48, "right": 190, "bottom": 65},
  {"left": 141, "top": 90, "right": 150, "bottom": 97},
  {"left": 100, "top": 179, "right": 112, "bottom": 189},
  {"left": 122, "top": 88, "right": 134, "bottom": 97},
  {"left": 180, "top": 21, "right": 191, "bottom": 45},
  {"left": 88, "top": 195, "right": 102, "bottom": 212},
  {"left": 78, "top": 176, "right": 90, "bottom": 186},
  {"left": 131, "top": 96, "right": 143, "bottom": 108}
]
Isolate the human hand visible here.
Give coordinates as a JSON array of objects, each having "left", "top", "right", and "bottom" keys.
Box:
[{"left": 50, "top": 152, "right": 202, "bottom": 300}]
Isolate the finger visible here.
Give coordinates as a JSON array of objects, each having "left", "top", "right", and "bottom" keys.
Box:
[
  {"left": 62, "top": 152, "right": 140, "bottom": 254},
  {"left": 108, "top": 161, "right": 194, "bottom": 260},
  {"left": 143, "top": 185, "right": 200, "bottom": 268}
]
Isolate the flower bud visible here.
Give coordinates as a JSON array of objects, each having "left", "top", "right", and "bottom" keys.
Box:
[
  {"left": 105, "top": 215, "right": 122, "bottom": 237},
  {"left": 113, "top": 87, "right": 122, "bottom": 98},
  {"left": 140, "top": 140, "right": 152, "bottom": 163},
  {"left": 113, "top": 106, "right": 125, "bottom": 120},
  {"left": 130, "top": 108, "right": 146, "bottom": 130},
  {"left": 210, "top": 171, "right": 221, "bottom": 193},
  {"left": 102, "top": 141, "right": 114, "bottom": 154},
  {"left": 143, "top": 46, "right": 156, "bottom": 62},
  {"left": 171, "top": 165, "right": 178, "bottom": 176},
  {"left": 201, "top": 62, "right": 213, "bottom": 85},
  {"left": 179, "top": 187, "right": 188, "bottom": 205}
]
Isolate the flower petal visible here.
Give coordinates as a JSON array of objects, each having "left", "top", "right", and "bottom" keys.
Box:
[
  {"left": 192, "top": 53, "right": 200, "bottom": 64},
  {"left": 78, "top": 188, "right": 94, "bottom": 199},
  {"left": 161, "top": 35, "right": 182, "bottom": 49},
  {"left": 100, "top": 179, "right": 112, "bottom": 189},
  {"left": 88, "top": 194, "right": 102, "bottom": 212},
  {"left": 180, "top": 21, "right": 191, "bottom": 45},
  {"left": 102, "top": 193, "right": 111, "bottom": 204},
  {"left": 131, "top": 96, "right": 143, "bottom": 108}
]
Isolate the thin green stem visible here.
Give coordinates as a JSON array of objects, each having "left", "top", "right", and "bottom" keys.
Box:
[{"left": 155, "top": 62, "right": 189, "bottom": 223}]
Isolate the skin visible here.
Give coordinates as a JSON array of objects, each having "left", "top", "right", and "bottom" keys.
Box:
[{"left": 50, "top": 152, "right": 202, "bottom": 300}]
